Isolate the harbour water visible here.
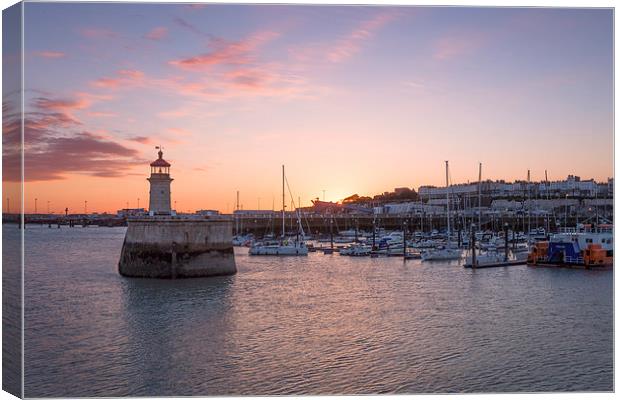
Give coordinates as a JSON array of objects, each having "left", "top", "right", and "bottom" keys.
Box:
[{"left": 16, "top": 224, "right": 612, "bottom": 396}]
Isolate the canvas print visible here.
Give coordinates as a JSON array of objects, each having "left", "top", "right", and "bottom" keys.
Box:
[{"left": 2, "top": 2, "right": 614, "bottom": 398}]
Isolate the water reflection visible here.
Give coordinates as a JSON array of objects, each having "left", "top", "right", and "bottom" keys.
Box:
[
  {"left": 21, "top": 226, "right": 613, "bottom": 396},
  {"left": 119, "top": 276, "right": 236, "bottom": 396}
]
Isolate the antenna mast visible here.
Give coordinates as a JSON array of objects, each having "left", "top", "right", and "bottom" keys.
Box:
[
  {"left": 282, "top": 165, "right": 285, "bottom": 238},
  {"left": 478, "top": 162, "right": 482, "bottom": 231},
  {"left": 445, "top": 160, "right": 450, "bottom": 238}
]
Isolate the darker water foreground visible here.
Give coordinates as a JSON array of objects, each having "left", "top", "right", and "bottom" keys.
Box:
[{"left": 14, "top": 225, "right": 613, "bottom": 397}]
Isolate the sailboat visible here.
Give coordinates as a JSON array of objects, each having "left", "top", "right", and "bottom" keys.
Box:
[
  {"left": 422, "top": 160, "right": 462, "bottom": 261},
  {"left": 249, "top": 165, "right": 308, "bottom": 256}
]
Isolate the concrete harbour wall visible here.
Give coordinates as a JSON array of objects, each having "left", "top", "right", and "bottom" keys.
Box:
[{"left": 119, "top": 217, "right": 236, "bottom": 278}]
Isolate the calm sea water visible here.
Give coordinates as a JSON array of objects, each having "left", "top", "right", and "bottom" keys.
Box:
[{"left": 17, "top": 224, "right": 613, "bottom": 397}]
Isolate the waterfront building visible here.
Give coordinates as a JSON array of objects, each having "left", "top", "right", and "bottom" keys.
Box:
[
  {"left": 196, "top": 209, "right": 221, "bottom": 216},
  {"left": 419, "top": 175, "right": 612, "bottom": 203},
  {"left": 116, "top": 208, "right": 147, "bottom": 218},
  {"left": 379, "top": 202, "right": 444, "bottom": 215},
  {"left": 233, "top": 209, "right": 278, "bottom": 216}
]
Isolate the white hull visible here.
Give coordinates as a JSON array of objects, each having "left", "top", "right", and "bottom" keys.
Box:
[
  {"left": 340, "top": 245, "right": 372, "bottom": 256},
  {"left": 421, "top": 248, "right": 461, "bottom": 261},
  {"left": 465, "top": 252, "right": 506, "bottom": 266},
  {"left": 249, "top": 240, "right": 308, "bottom": 256}
]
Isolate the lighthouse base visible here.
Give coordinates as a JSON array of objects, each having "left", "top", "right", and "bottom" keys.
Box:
[{"left": 118, "top": 218, "right": 237, "bottom": 279}]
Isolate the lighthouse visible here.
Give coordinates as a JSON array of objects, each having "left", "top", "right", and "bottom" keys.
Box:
[
  {"left": 148, "top": 147, "right": 173, "bottom": 216},
  {"left": 119, "top": 147, "right": 236, "bottom": 278}
]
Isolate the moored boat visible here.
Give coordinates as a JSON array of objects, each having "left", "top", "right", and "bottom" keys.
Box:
[
  {"left": 340, "top": 243, "right": 372, "bottom": 256},
  {"left": 527, "top": 224, "right": 612, "bottom": 269},
  {"left": 421, "top": 246, "right": 461, "bottom": 261},
  {"left": 249, "top": 239, "right": 308, "bottom": 255},
  {"left": 248, "top": 165, "right": 308, "bottom": 256}
]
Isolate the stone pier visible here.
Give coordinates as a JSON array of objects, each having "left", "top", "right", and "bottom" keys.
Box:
[{"left": 118, "top": 217, "right": 237, "bottom": 278}]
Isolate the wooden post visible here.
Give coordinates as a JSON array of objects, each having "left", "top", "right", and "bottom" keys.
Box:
[{"left": 372, "top": 217, "right": 376, "bottom": 250}]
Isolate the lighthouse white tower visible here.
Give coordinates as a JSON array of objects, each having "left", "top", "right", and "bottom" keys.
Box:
[{"left": 148, "top": 147, "right": 173, "bottom": 215}]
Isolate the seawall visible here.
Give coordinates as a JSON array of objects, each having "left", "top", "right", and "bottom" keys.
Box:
[{"left": 118, "top": 217, "right": 237, "bottom": 278}]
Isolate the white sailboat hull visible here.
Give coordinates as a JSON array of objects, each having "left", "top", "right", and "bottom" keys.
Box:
[
  {"left": 249, "top": 242, "right": 308, "bottom": 256},
  {"left": 421, "top": 248, "right": 461, "bottom": 261}
]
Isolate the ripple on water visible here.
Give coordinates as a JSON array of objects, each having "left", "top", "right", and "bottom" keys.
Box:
[{"left": 18, "top": 225, "right": 613, "bottom": 396}]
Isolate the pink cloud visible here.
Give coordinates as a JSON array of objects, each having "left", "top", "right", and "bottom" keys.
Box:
[
  {"left": 290, "top": 12, "right": 398, "bottom": 65},
  {"left": 327, "top": 12, "right": 398, "bottom": 63},
  {"left": 34, "top": 96, "right": 91, "bottom": 112},
  {"left": 22, "top": 132, "right": 143, "bottom": 180},
  {"left": 169, "top": 30, "right": 280, "bottom": 70},
  {"left": 87, "top": 111, "right": 117, "bottom": 117},
  {"left": 224, "top": 67, "right": 272, "bottom": 89},
  {"left": 92, "top": 77, "right": 122, "bottom": 88},
  {"left": 151, "top": 67, "right": 325, "bottom": 102},
  {"left": 34, "top": 51, "right": 66, "bottom": 58},
  {"left": 91, "top": 69, "right": 145, "bottom": 89},
  {"left": 128, "top": 136, "right": 152, "bottom": 144},
  {"left": 433, "top": 32, "right": 488, "bottom": 61},
  {"left": 144, "top": 26, "right": 168, "bottom": 41},
  {"left": 118, "top": 69, "right": 144, "bottom": 79},
  {"left": 4, "top": 97, "right": 143, "bottom": 181}
]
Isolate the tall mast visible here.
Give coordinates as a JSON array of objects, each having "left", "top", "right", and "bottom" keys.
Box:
[
  {"left": 445, "top": 160, "right": 450, "bottom": 239},
  {"left": 478, "top": 162, "right": 482, "bottom": 231},
  {"left": 527, "top": 169, "right": 531, "bottom": 239},
  {"left": 545, "top": 169, "right": 550, "bottom": 233},
  {"left": 282, "top": 165, "right": 285, "bottom": 238}
]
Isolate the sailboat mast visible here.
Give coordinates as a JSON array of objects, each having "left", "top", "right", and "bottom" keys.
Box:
[
  {"left": 478, "top": 162, "right": 482, "bottom": 231},
  {"left": 545, "top": 169, "right": 550, "bottom": 232},
  {"left": 527, "top": 169, "right": 531, "bottom": 240},
  {"left": 445, "top": 160, "right": 450, "bottom": 238},
  {"left": 282, "top": 165, "right": 285, "bottom": 238}
]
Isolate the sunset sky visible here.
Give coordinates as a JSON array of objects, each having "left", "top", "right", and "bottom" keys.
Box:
[{"left": 6, "top": 4, "right": 613, "bottom": 213}]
